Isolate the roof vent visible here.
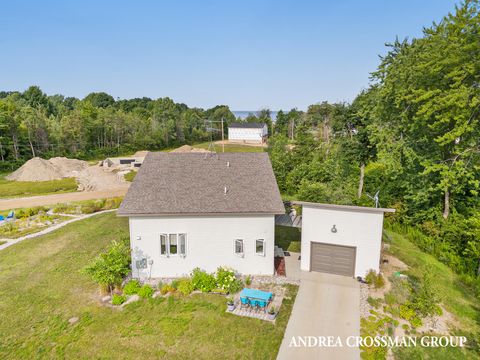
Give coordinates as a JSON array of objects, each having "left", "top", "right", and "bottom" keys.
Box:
[
  {"left": 226, "top": 161, "right": 230, "bottom": 167},
  {"left": 224, "top": 186, "right": 228, "bottom": 195}
]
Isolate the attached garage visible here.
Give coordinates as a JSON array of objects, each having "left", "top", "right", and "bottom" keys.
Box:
[{"left": 296, "top": 202, "right": 395, "bottom": 278}]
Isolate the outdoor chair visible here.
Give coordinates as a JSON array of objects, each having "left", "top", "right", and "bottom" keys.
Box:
[
  {"left": 240, "top": 297, "right": 249, "bottom": 310},
  {"left": 249, "top": 299, "right": 258, "bottom": 312},
  {"left": 257, "top": 300, "right": 267, "bottom": 312}
]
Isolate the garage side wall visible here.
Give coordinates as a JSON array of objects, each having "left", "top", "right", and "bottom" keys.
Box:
[
  {"left": 129, "top": 215, "right": 275, "bottom": 278},
  {"left": 300, "top": 206, "right": 384, "bottom": 278},
  {"left": 228, "top": 128, "right": 263, "bottom": 142}
]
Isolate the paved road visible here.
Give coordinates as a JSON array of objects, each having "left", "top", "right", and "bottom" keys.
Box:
[
  {"left": 0, "top": 187, "right": 129, "bottom": 211},
  {"left": 277, "top": 272, "right": 360, "bottom": 360}
]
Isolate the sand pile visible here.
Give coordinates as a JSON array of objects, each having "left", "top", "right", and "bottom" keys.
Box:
[
  {"left": 7, "top": 157, "right": 89, "bottom": 182},
  {"left": 171, "top": 145, "right": 211, "bottom": 153},
  {"left": 76, "top": 166, "right": 128, "bottom": 191}
]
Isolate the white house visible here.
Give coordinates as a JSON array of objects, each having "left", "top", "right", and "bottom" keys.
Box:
[
  {"left": 295, "top": 202, "right": 395, "bottom": 278},
  {"left": 117, "top": 152, "right": 285, "bottom": 278},
  {"left": 228, "top": 122, "right": 268, "bottom": 143}
]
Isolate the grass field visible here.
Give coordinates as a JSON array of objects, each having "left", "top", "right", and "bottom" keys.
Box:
[
  {"left": 385, "top": 228, "right": 480, "bottom": 359},
  {"left": 0, "top": 212, "right": 297, "bottom": 359},
  {"left": 194, "top": 142, "right": 265, "bottom": 152},
  {"left": 0, "top": 177, "right": 78, "bottom": 198}
]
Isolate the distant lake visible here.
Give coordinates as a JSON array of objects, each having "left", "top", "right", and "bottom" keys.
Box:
[{"left": 233, "top": 111, "right": 278, "bottom": 121}]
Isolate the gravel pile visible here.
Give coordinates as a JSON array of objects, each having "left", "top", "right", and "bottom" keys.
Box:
[{"left": 6, "top": 157, "right": 88, "bottom": 181}]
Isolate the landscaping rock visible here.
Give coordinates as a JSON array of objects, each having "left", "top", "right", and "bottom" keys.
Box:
[
  {"left": 101, "top": 295, "right": 111, "bottom": 302},
  {"left": 152, "top": 291, "right": 161, "bottom": 298},
  {"left": 122, "top": 294, "right": 140, "bottom": 307},
  {"left": 68, "top": 316, "right": 79, "bottom": 325}
]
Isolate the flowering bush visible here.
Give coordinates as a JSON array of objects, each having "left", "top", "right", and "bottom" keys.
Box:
[{"left": 215, "top": 267, "right": 243, "bottom": 294}]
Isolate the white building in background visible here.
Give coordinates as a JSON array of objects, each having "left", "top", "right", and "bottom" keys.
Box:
[{"left": 228, "top": 122, "right": 268, "bottom": 143}]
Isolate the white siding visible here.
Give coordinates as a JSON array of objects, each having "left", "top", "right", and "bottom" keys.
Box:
[
  {"left": 300, "top": 205, "right": 384, "bottom": 278},
  {"left": 228, "top": 125, "right": 267, "bottom": 142},
  {"left": 129, "top": 215, "right": 275, "bottom": 278}
]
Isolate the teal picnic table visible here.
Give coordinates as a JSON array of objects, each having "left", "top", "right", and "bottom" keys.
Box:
[{"left": 240, "top": 288, "right": 273, "bottom": 302}]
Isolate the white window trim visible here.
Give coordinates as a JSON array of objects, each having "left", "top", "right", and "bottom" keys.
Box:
[
  {"left": 160, "top": 233, "right": 187, "bottom": 257},
  {"left": 234, "top": 239, "right": 244, "bottom": 257},
  {"left": 255, "top": 239, "right": 265, "bottom": 256}
]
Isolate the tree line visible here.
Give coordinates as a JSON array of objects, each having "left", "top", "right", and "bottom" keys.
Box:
[
  {"left": 0, "top": 88, "right": 246, "bottom": 170},
  {"left": 268, "top": 0, "right": 480, "bottom": 286}
]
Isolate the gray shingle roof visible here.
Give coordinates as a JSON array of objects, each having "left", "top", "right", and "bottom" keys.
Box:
[
  {"left": 118, "top": 152, "right": 285, "bottom": 216},
  {"left": 228, "top": 122, "right": 266, "bottom": 129}
]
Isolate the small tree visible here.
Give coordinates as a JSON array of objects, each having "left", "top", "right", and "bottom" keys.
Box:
[
  {"left": 412, "top": 268, "right": 441, "bottom": 319},
  {"left": 82, "top": 237, "right": 131, "bottom": 294}
]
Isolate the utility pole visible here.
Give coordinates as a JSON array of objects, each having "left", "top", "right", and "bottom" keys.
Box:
[{"left": 221, "top": 117, "right": 225, "bottom": 153}]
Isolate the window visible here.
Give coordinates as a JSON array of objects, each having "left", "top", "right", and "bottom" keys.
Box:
[
  {"left": 169, "top": 234, "right": 178, "bottom": 255},
  {"left": 235, "top": 239, "right": 244, "bottom": 257},
  {"left": 160, "top": 234, "right": 167, "bottom": 255},
  {"left": 160, "top": 233, "right": 186, "bottom": 256},
  {"left": 255, "top": 239, "right": 265, "bottom": 256},
  {"left": 179, "top": 234, "right": 186, "bottom": 255}
]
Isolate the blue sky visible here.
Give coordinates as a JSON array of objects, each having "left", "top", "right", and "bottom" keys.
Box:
[{"left": 1, "top": 0, "right": 457, "bottom": 110}]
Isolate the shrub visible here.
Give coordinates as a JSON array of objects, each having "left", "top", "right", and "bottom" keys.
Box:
[
  {"left": 399, "top": 304, "right": 416, "bottom": 321},
  {"left": 104, "top": 197, "right": 123, "bottom": 210},
  {"left": 367, "top": 296, "right": 382, "bottom": 308},
  {"left": 411, "top": 269, "right": 441, "bottom": 318},
  {"left": 124, "top": 171, "right": 136, "bottom": 182},
  {"left": 161, "top": 284, "right": 175, "bottom": 295},
  {"left": 410, "top": 316, "right": 423, "bottom": 328},
  {"left": 177, "top": 279, "right": 194, "bottom": 295},
  {"left": 245, "top": 275, "right": 252, "bottom": 286},
  {"left": 170, "top": 279, "right": 180, "bottom": 290},
  {"left": 82, "top": 237, "right": 131, "bottom": 293},
  {"left": 123, "top": 279, "right": 141, "bottom": 295},
  {"left": 191, "top": 268, "right": 216, "bottom": 293},
  {"left": 137, "top": 284, "right": 154, "bottom": 298},
  {"left": 215, "top": 266, "right": 243, "bottom": 294},
  {"left": 112, "top": 294, "right": 127, "bottom": 305},
  {"left": 365, "top": 270, "right": 385, "bottom": 289}
]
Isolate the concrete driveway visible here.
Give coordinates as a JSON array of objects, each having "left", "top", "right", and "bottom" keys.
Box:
[{"left": 277, "top": 271, "right": 360, "bottom": 360}]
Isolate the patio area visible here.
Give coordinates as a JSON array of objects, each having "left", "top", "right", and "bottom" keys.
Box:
[{"left": 226, "top": 283, "right": 287, "bottom": 322}]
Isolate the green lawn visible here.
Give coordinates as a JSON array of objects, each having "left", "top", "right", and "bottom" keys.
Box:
[
  {"left": 0, "top": 212, "right": 297, "bottom": 359},
  {"left": 0, "top": 177, "right": 78, "bottom": 198},
  {"left": 194, "top": 142, "right": 265, "bottom": 152},
  {"left": 275, "top": 225, "right": 301, "bottom": 252},
  {"left": 385, "top": 228, "right": 480, "bottom": 359}
]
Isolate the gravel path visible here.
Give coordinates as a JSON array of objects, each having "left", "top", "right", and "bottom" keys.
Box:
[
  {"left": 0, "top": 187, "right": 128, "bottom": 211},
  {"left": 0, "top": 209, "right": 117, "bottom": 251}
]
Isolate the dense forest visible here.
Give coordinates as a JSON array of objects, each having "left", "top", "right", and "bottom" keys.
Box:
[
  {"left": 1, "top": 2, "right": 478, "bottom": 291},
  {"left": 0, "top": 87, "right": 244, "bottom": 170}
]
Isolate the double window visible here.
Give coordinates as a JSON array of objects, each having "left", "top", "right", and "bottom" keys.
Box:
[{"left": 160, "top": 233, "right": 186, "bottom": 256}]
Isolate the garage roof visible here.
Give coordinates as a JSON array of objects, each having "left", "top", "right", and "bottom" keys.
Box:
[
  {"left": 293, "top": 201, "right": 395, "bottom": 214},
  {"left": 228, "top": 122, "right": 266, "bottom": 129}
]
